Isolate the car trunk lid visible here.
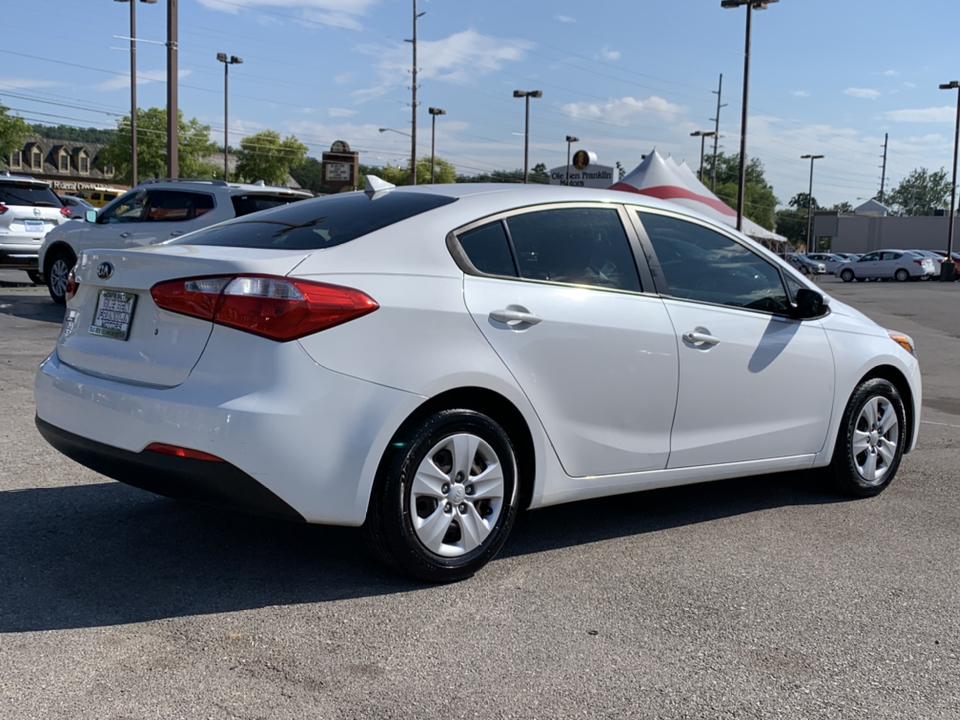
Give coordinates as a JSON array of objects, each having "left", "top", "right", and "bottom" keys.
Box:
[{"left": 57, "top": 245, "right": 310, "bottom": 387}]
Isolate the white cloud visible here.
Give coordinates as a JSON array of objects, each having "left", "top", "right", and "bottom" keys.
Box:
[
  {"left": 844, "top": 87, "right": 881, "bottom": 100},
  {"left": 96, "top": 69, "right": 191, "bottom": 92},
  {"left": 354, "top": 30, "right": 532, "bottom": 102},
  {"left": 561, "top": 95, "right": 684, "bottom": 126},
  {"left": 554, "top": 14, "right": 576, "bottom": 23},
  {"left": 600, "top": 47, "right": 621, "bottom": 62},
  {"left": 883, "top": 69, "right": 899, "bottom": 77},
  {"left": 903, "top": 81, "right": 917, "bottom": 89},
  {"left": 327, "top": 107, "right": 357, "bottom": 118},
  {"left": 884, "top": 106, "right": 954, "bottom": 123},
  {"left": 197, "top": 0, "right": 377, "bottom": 30},
  {"left": 792, "top": 90, "right": 810, "bottom": 98},
  {"left": 0, "top": 78, "right": 59, "bottom": 90}
]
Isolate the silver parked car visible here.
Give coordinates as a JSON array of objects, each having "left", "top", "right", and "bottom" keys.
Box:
[
  {"left": 807, "top": 252, "right": 849, "bottom": 275},
  {"left": 838, "top": 250, "right": 937, "bottom": 282},
  {"left": 783, "top": 252, "right": 827, "bottom": 275},
  {"left": 0, "top": 174, "right": 70, "bottom": 284}
]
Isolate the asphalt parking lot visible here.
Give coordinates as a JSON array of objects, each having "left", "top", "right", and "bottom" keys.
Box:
[{"left": 1, "top": 274, "right": 958, "bottom": 719}]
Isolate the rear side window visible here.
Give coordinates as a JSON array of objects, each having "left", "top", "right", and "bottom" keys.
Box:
[
  {"left": 173, "top": 191, "right": 457, "bottom": 249},
  {"left": 458, "top": 221, "right": 517, "bottom": 277},
  {"left": 144, "top": 190, "right": 215, "bottom": 222},
  {"left": 504, "top": 207, "right": 641, "bottom": 292},
  {"left": 231, "top": 193, "right": 307, "bottom": 218},
  {"left": 0, "top": 183, "right": 61, "bottom": 208}
]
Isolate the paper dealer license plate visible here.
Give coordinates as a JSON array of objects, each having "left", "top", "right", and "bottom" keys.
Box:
[{"left": 89, "top": 290, "right": 137, "bottom": 341}]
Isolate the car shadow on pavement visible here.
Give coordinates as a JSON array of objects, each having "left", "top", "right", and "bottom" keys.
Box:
[
  {"left": 0, "top": 293, "right": 64, "bottom": 324},
  {"left": 0, "top": 470, "right": 843, "bottom": 632}
]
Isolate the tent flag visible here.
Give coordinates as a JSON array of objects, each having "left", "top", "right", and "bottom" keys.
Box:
[{"left": 609, "top": 149, "right": 786, "bottom": 244}]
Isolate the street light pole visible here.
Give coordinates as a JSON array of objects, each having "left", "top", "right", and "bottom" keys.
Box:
[
  {"left": 721, "top": 0, "right": 778, "bottom": 231},
  {"left": 115, "top": 0, "right": 157, "bottom": 187},
  {"left": 940, "top": 81, "right": 960, "bottom": 281},
  {"left": 217, "top": 53, "right": 243, "bottom": 182},
  {"left": 565, "top": 135, "right": 579, "bottom": 185},
  {"left": 166, "top": 0, "right": 179, "bottom": 179},
  {"left": 428, "top": 107, "right": 445, "bottom": 183},
  {"left": 513, "top": 90, "right": 542, "bottom": 183},
  {"left": 801, "top": 154, "right": 824, "bottom": 253},
  {"left": 690, "top": 130, "right": 717, "bottom": 182}
]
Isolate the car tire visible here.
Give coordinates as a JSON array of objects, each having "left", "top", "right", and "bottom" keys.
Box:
[
  {"left": 26, "top": 270, "right": 43, "bottom": 286},
  {"left": 45, "top": 248, "right": 76, "bottom": 305},
  {"left": 799, "top": 265, "right": 810, "bottom": 275},
  {"left": 825, "top": 378, "right": 907, "bottom": 498},
  {"left": 895, "top": 268, "right": 909, "bottom": 282},
  {"left": 840, "top": 269, "right": 854, "bottom": 283},
  {"left": 364, "top": 409, "right": 520, "bottom": 582}
]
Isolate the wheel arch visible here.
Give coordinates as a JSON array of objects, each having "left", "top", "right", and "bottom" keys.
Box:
[
  {"left": 856, "top": 364, "right": 915, "bottom": 453},
  {"left": 370, "top": 386, "right": 537, "bottom": 516},
  {"left": 42, "top": 241, "right": 77, "bottom": 275}
]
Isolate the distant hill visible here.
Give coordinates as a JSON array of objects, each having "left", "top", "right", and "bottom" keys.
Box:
[{"left": 30, "top": 123, "right": 117, "bottom": 145}]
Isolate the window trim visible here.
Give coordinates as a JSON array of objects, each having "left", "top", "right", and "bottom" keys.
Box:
[
  {"left": 446, "top": 201, "right": 656, "bottom": 297},
  {"left": 628, "top": 205, "right": 826, "bottom": 321},
  {"left": 58, "top": 149, "right": 70, "bottom": 174},
  {"left": 30, "top": 147, "right": 42, "bottom": 171},
  {"left": 10, "top": 150, "right": 22, "bottom": 169},
  {"left": 78, "top": 151, "right": 90, "bottom": 175}
]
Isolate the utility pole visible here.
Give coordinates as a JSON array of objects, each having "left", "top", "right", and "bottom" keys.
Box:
[
  {"left": 565, "top": 135, "right": 579, "bottom": 185},
  {"left": 939, "top": 81, "right": 960, "bottom": 281},
  {"left": 722, "top": 0, "right": 778, "bottom": 231},
  {"left": 879, "top": 132, "right": 889, "bottom": 204},
  {"left": 116, "top": 0, "right": 157, "bottom": 186},
  {"left": 405, "top": 0, "right": 425, "bottom": 185},
  {"left": 428, "top": 107, "right": 445, "bottom": 183},
  {"left": 801, "top": 154, "right": 824, "bottom": 254},
  {"left": 166, "top": 0, "right": 179, "bottom": 179},
  {"left": 710, "top": 72, "right": 726, "bottom": 191},
  {"left": 513, "top": 90, "right": 543, "bottom": 183}
]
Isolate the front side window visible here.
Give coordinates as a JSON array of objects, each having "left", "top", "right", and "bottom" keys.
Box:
[
  {"left": 638, "top": 211, "right": 789, "bottom": 314},
  {"left": 503, "top": 207, "right": 641, "bottom": 292},
  {"left": 99, "top": 190, "right": 148, "bottom": 224},
  {"left": 144, "top": 190, "right": 215, "bottom": 222}
]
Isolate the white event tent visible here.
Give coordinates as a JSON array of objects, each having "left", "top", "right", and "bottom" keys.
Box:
[{"left": 609, "top": 150, "right": 786, "bottom": 249}]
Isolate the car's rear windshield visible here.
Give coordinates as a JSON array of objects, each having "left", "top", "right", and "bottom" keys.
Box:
[
  {"left": 174, "top": 191, "right": 457, "bottom": 250},
  {"left": 230, "top": 192, "right": 309, "bottom": 218},
  {"left": 0, "top": 183, "right": 62, "bottom": 208}
]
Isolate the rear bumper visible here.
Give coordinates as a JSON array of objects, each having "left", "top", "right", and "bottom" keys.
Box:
[
  {"left": 0, "top": 244, "right": 40, "bottom": 269},
  {"left": 36, "top": 416, "right": 305, "bottom": 521}
]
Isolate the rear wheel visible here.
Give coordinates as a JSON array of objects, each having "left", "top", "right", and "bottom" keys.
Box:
[
  {"left": 840, "top": 268, "right": 854, "bottom": 283},
  {"left": 825, "top": 378, "right": 906, "bottom": 497},
  {"left": 46, "top": 248, "right": 76, "bottom": 305},
  {"left": 895, "top": 268, "right": 909, "bottom": 282},
  {"left": 364, "top": 409, "right": 520, "bottom": 582}
]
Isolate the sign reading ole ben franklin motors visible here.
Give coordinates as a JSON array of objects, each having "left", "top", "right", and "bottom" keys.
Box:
[{"left": 548, "top": 149, "right": 613, "bottom": 188}]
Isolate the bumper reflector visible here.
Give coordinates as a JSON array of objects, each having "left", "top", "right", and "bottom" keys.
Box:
[{"left": 145, "top": 442, "right": 224, "bottom": 463}]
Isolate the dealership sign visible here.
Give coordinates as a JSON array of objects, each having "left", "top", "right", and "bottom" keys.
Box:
[{"left": 549, "top": 150, "right": 613, "bottom": 188}]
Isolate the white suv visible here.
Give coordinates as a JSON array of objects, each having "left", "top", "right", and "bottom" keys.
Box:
[
  {"left": 39, "top": 179, "right": 311, "bottom": 303},
  {"left": 0, "top": 174, "right": 70, "bottom": 284}
]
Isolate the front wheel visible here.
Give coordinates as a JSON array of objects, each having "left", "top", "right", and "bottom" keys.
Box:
[
  {"left": 364, "top": 409, "right": 520, "bottom": 582},
  {"left": 825, "top": 378, "right": 906, "bottom": 497},
  {"left": 840, "top": 269, "right": 854, "bottom": 283}
]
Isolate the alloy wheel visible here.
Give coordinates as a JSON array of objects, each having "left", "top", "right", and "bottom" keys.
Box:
[
  {"left": 409, "top": 433, "right": 505, "bottom": 557},
  {"left": 49, "top": 258, "right": 70, "bottom": 299},
  {"left": 851, "top": 396, "right": 900, "bottom": 486}
]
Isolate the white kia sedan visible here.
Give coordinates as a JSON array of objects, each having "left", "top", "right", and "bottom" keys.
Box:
[{"left": 35, "top": 180, "right": 921, "bottom": 581}]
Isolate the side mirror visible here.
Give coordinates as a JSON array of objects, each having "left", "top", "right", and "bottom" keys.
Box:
[
  {"left": 793, "top": 288, "right": 826, "bottom": 319},
  {"left": 84, "top": 209, "right": 97, "bottom": 223}
]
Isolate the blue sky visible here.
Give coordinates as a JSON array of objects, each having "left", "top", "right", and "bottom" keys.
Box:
[{"left": 4, "top": 0, "right": 960, "bottom": 208}]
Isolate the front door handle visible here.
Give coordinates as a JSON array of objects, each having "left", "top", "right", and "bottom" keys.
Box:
[
  {"left": 489, "top": 306, "right": 542, "bottom": 327},
  {"left": 169, "top": 230, "right": 184, "bottom": 237},
  {"left": 119, "top": 231, "right": 131, "bottom": 239},
  {"left": 682, "top": 329, "right": 720, "bottom": 346}
]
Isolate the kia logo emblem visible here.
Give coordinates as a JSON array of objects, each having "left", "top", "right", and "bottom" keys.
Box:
[{"left": 97, "top": 262, "right": 114, "bottom": 280}]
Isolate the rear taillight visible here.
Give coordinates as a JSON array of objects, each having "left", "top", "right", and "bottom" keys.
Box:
[
  {"left": 0, "top": 204, "right": 7, "bottom": 215},
  {"left": 151, "top": 274, "right": 379, "bottom": 342},
  {"left": 65, "top": 269, "right": 78, "bottom": 302},
  {"left": 914, "top": 260, "right": 923, "bottom": 267},
  {"left": 60, "top": 206, "right": 71, "bottom": 218}
]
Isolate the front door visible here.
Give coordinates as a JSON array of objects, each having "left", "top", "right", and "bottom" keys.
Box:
[
  {"left": 634, "top": 209, "right": 835, "bottom": 468},
  {"left": 457, "top": 205, "right": 679, "bottom": 477}
]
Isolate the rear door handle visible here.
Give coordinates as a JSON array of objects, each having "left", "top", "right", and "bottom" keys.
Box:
[
  {"left": 682, "top": 329, "right": 720, "bottom": 346},
  {"left": 489, "top": 306, "right": 542, "bottom": 327},
  {"left": 169, "top": 230, "right": 184, "bottom": 237},
  {"left": 119, "top": 232, "right": 131, "bottom": 239}
]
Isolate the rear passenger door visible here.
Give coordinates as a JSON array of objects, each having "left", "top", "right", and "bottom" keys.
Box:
[{"left": 457, "top": 204, "right": 679, "bottom": 477}]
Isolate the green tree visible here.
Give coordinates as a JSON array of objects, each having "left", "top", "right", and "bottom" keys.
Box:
[
  {"left": 829, "top": 201, "right": 854, "bottom": 214},
  {"left": 886, "top": 168, "right": 951, "bottom": 216},
  {"left": 530, "top": 162, "right": 550, "bottom": 184},
  {"left": 289, "top": 156, "right": 325, "bottom": 193},
  {"left": 102, "top": 107, "right": 218, "bottom": 183},
  {"left": 0, "top": 105, "right": 30, "bottom": 160},
  {"left": 701, "top": 152, "right": 779, "bottom": 230},
  {"left": 789, "top": 192, "right": 818, "bottom": 211},
  {"left": 30, "top": 123, "right": 116, "bottom": 144},
  {"left": 360, "top": 156, "right": 457, "bottom": 186},
  {"left": 235, "top": 130, "right": 308, "bottom": 185}
]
